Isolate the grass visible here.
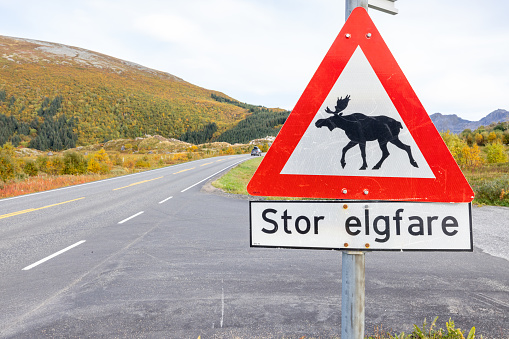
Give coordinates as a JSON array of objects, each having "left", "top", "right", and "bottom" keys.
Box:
[
  {"left": 0, "top": 174, "right": 110, "bottom": 199},
  {"left": 212, "top": 156, "right": 262, "bottom": 195},
  {"left": 463, "top": 164, "right": 509, "bottom": 206}
]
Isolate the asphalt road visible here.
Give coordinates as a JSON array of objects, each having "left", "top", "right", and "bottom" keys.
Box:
[{"left": 0, "top": 155, "right": 507, "bottom": 338}]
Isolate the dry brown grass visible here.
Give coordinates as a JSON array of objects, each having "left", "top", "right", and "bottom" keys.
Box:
[{"left": 0, "top": 174, "right": 110, "bottom": 199}]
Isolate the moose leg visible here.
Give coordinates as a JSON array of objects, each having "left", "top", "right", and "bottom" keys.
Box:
[
  {"left": 341, "top": 141, "right": 357, "bottom": 169},
  {"left": 358, "top": 142, "right": 368, "bottom": 170},
  {"left": 373, "top": 141, "right": 389, "bottom": 170},
  {"left": 390, "top": 138, "right": 418, "bottom": 168}
]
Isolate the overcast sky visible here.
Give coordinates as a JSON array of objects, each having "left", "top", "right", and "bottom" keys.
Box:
[{"left": 0, "top": 0, "right": 507, "bottom": 121}]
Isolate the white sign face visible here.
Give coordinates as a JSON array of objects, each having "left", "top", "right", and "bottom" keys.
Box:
[
  {"left": 250, "top": 201, "right": 472, "bottom": 251},
  {"left": 280, "top": 47, "right": 435, "bottom": 179}
]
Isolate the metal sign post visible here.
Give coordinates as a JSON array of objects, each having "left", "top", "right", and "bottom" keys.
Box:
[
  {"left": 346, "top": 0, "right": 368, "bottom": 21},
  {"left": 343, "top": 3, "right": 367, "bottom": 338},
  {"left": 343, "top": 2, "right": 391, "bottom": 338},
  {"left": 341, "top": 251, "right": 365, "bottom": 338}
]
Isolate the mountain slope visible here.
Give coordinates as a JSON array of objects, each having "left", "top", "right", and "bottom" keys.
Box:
[
  {"left": 0, "top": 35, "right": 249, "bottom": 147},
  {"left": 430, "top": 109, "right": 509, "bottom": 133}
]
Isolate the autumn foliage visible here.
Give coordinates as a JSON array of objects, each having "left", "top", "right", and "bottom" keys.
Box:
[{"left": 0, "top": 36, "right": 251, "bottom": 147}]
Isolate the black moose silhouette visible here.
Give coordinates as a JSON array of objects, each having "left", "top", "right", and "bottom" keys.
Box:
[{"left": 315, "top": 95, "right": 418, "bottom": 170}]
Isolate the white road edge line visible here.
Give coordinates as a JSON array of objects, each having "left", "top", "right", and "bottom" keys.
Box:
[
  {"left": 180, "top": 159, "right": 248, "bottom": 193},
  {"left": 22, "top": 240, "right": 86, "bottom": 271},
  {"left": 158, "top": 196, "right": 173, "bottom": 204},
  {"left": 118, "top": 211, "right": 144, "bottom": 224}
]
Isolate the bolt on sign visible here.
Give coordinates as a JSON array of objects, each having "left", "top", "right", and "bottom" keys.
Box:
[{"left": 248, "top": 8, "right": 474, "bottom": 251}]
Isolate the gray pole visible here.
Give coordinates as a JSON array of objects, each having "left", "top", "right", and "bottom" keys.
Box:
[
  {"left": 345, "top": 0, "right": 368, "bottom": 20},
  {"left": 342, "top": 3, "right": 367, "bottom": 337},
  {"left": 341, "top": 251, "right": 365, "bottom": 338}
]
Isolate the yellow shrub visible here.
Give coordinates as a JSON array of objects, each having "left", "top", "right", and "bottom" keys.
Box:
[
  {"left": 172, "top": 153, "right": 188, "bottom": 161},
  {"left": 94, "top": 149, "right": 110, "bottom": 163},
  {"left": 87, "top": 158, "right": 102, "bottom": 173},
  {"left": 88, "top": 149, "right": 112, "bottom": 173}
]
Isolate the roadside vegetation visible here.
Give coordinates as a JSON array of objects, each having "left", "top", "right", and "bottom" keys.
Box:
[
  {"left": 440, "top": 122, "right": 509, "bottom": 206},
  {"left": 1, "top": 116, "right": 508, "bottom": 205},
  {"left": 0, "top": 136, "right": 272, "bottom": 199},
  {"left": 364, "top": 317, "right": 480, "bottom": 338},
  {"left": 212, "top": 156, "right": 263, "bottom": 195}
]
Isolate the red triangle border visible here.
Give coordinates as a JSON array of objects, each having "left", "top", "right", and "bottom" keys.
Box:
[{"left": 248, "top": 8, "right": 474, "bottom": 203}]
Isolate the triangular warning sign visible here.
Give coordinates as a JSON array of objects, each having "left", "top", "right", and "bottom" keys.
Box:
[{"left": 247, "top": 7, "right": 474, "bottom": 203}]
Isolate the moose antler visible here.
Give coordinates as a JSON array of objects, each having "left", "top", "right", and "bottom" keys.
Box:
[{"left": 325, "top": 95, "right": 350, "bottom": 115}]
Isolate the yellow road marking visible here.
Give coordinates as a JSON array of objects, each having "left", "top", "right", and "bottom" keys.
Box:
[
  {"left": 0, "top": 197, "right": 85, "bottom": 220},
  {"left": 113, "top": 176, "right": 164, "bottom": 191},
  {"left": 173, "top": 167, "right": 195, "bottom": 174},
  {"left": 1, "top": 209, "right": 36, "bottom": 219},
  {"left": 200, "top": 162, "right": 213, "bottom": 167},
  {"left": 216, "top": 159, "right": 226, "bottom": 162}
]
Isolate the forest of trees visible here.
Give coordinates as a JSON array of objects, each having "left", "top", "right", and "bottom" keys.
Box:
[
  {"left": 0, "top": 104, "right": 30, "bottom": 147},
  {"left": 211, "top": 93, "right": 273, "bottom": 114},
  {"left": 179, "top": 122, "right": 218, "bottom": 144},
  {"left": 457, "top": 122, "right": 509, "bottom": 146},
  {"left": 1, "top": 90, "right": 289, "bottom": 150},
  {"left": 215, "top": 110, "right": 289, "bottom": 144},
  {"left": 440, "top": 121, "right": 509, "bottom": 167},
  {"left": 0, "top": 94, "right": 78, "bottom": 151},
  {"left": 211, "top": 94, "right": 290, "bottom": 143},
  {"left": 28, "top": 96, "right": 78, "bottom": 151},
  {"left": 177, "top": 95, "right": 290, "bottom": 144}
]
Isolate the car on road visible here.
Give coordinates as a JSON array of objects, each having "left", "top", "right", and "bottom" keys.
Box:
[{"left": 251, "top": 146, "right": 262, "bottom": 156}]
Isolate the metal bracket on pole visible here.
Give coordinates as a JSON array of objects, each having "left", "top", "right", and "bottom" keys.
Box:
[{"left": 368, "top": 0, "right": 398, "bottom": 15}]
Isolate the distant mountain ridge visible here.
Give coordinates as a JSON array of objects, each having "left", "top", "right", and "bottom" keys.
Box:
[
  {"left": 3, "top": 36, "right": 183, "bottom": 81},
  {"left": 430, "top": 109, "right": 509, "bottom": 133},
  {"left": 0, "top": 35, "right": 285, "bottom": 149}
]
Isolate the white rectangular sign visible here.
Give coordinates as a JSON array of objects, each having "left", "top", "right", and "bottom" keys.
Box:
[{"left": 250, "top": 201, "right": 472, "bottom": 251}]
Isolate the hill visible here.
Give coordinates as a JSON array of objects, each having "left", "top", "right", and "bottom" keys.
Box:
[
  {"left": 430, "top": 109, "right": 509, "bottom": 133},
  {"left": 0, "top": 35, "right": 287, "bottom": 150}
]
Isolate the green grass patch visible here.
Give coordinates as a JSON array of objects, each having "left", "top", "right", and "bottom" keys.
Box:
[
  {"left": 212, "top": 157, "right": 263, "bottom": 195},
  {"left": 212, "top": 157, "right": 302, "bottom": 200},
  {"left": 464, "top": 164, "right": 509, "bottom": 206}
]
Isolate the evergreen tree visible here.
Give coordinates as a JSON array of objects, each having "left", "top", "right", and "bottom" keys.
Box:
[
  {"left": 26, "top": 96, "right": 78, "bottom": 151},
  {"left": 180, "top": 122, "right": 218, "bottom": 144}
]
